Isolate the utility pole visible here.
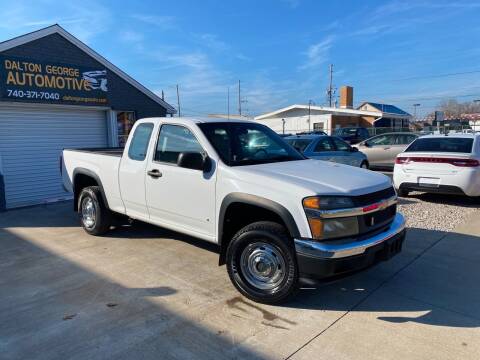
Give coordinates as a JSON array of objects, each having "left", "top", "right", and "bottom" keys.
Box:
[
  {"left": 413, "top": 103, "right": 421, "bottom": 121},
  {"left": 327, "top": 64, "right": 334, "bottom": 107},
  {"left": 176, "top": 84, "right": 181, "bottom": 117},
  {"left": 308, "top": 100, "right": 313, "bottom": 131},
  {"left": 238, "top": 80, "right": 241, "bottom": 115},
  {"left": 227, "top": 87, "right": 230, "bottom": 120}
]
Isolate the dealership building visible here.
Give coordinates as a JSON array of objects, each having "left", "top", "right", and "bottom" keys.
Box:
[{"left": 0, "top": 25, "right": 176, "bottom": 210}]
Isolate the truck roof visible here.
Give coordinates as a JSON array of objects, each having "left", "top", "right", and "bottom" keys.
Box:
[{"left": 137, "top": 116, "right": 254, "bottom": 125}]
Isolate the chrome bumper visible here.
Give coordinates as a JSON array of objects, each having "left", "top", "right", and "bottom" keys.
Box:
[{"left": 295, "top": 213, "right": 406, "bottom": 259}]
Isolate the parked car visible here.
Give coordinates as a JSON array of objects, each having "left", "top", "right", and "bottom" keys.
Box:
[
  {"left": 62, "top": 118, "right": 405, "bottom": 304},
  {"left": 393, "top": 134, "right": 480, "bottom": 197},
  {"left": 284, "top": 134, "right": 369, "bottom": 168},
  {"left": 354, "top": 132, "right": 419, "bottom": 169},
  {"left": 333, "top": 127, "right": 370, "bottom": 144}
]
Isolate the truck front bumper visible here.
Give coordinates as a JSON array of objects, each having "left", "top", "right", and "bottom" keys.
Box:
[{"left": 294, "top": 213, "right": 406, "bottom": 279}]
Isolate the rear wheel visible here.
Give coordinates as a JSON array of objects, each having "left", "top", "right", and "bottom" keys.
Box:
[
  {"left": 78, "top": 186, "right": 112, "bottom": 235},
  {"left": 360, "top": 161, "right": 369, "bottom": 169},
  {"left": 226, "top": 221, "right": 298, "bottom": 304}
]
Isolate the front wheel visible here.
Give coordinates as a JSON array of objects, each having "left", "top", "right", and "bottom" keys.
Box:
[
  {"left": 78, "top": 186, "right": 112, "bottom": 235},
  {"left": 226, "top": 221, "right": 299, "bottom": 304}
]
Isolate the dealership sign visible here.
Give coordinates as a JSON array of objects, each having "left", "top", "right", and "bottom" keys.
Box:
[{"left": 0, "top": 56, "right": 108, "bottom": 106}]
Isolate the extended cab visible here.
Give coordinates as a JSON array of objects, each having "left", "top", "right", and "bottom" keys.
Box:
[{"left": 62, "top": 118, "right": 406, "bottom": 304}]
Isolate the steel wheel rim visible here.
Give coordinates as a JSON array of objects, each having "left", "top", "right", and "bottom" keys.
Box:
[
  {"left": 240, "top": 242, "right": 286, "bottom": 291},
  {"left": 81, "top": 197, "right": 96, "bottom": 229}
]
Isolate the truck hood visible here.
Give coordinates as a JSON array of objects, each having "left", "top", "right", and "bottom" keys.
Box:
[{"left": 236, "top": 159, "right": 392, "bottom": 196}]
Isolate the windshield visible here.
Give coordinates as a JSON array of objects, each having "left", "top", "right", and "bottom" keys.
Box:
[
  {"left": 334, "top": 128, "right": 357, "bottom": 136},
  {"left": 406, "top": 137, "right": 474, "bottom": 153},
  {"left": 198, "top": 122, "right": 305, "bottom": 166},
  {"left": 285, "top": 138, "right": 313, "bottom": 152}
]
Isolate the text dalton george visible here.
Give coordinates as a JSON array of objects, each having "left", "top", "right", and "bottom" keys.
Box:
[{"left": 3, "top": 59, "right": 94, "bottom": 91}]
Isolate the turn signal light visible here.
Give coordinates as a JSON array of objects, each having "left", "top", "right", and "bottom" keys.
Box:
[
  {"left": 307, "top": 218, "right": 324, "bottom": 239},
  {"left": 303, "top": 197, "right": 320, "bottom": 209}
]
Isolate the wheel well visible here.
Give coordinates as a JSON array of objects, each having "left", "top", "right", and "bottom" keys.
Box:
[
  {"left": 218, "top": 202, "right": 289, "bottom": 265},
  {"left": 73, "top": 173, "right": 99, "bottom": 211}
]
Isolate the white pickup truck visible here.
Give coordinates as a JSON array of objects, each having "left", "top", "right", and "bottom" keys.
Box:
[{"left": 62, "top": 117, "right": 406, "bottom": 303}]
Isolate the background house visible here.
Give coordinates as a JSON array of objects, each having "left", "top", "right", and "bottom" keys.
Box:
[{"left": 255, "top": 86, "right": 411, "bottom": 134}]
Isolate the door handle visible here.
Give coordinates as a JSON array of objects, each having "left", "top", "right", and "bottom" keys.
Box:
[
  {"left": 147, "top": 169, "right": 162, "bottom": 178},
  {"left": 384, "top": 147, "right": 391, "bottom": 150}
]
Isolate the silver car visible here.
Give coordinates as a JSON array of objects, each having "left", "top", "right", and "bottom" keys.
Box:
[
  {"left": 285, "top": 135, "right": 369, "bottom": 168},
  {"left": 354, "top": 132, "right": 419, "bottom": 169}
]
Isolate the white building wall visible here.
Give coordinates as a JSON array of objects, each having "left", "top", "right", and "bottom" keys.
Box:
[{"left": 256, "top": 114, "right": 332, "bottom": 134}]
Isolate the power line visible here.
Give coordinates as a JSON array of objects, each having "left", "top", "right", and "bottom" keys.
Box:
[{"left": 389, "top": 69, "right": 480, "bottom": 82}]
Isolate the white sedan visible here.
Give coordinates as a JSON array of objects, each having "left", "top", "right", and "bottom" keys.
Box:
[{"left": 393, "top": 134, "right": 480, "bottom": 197}]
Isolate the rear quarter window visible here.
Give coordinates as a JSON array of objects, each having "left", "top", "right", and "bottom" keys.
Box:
[{"left": 406, "top": 137, "right": 474, "bottom": 153}]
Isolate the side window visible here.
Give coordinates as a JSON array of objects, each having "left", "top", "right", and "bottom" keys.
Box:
[
  {"left": 155, "top": 124, "right": 204, "bottom": 164},
  {"left": 314, "top": 138, "right": 334, "bottom": 152},
  {"left": 331, "top": 137, "right": 351, "bottom": 151},
  {"left": 368, "top": 134, "right": 394, "bottom": 146},
  {"left": 128, "top": 123, "right": 154, "bottom": 161}
]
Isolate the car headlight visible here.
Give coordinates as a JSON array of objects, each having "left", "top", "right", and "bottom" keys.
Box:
[
  {"left": 302, "top": 196, "right": 358, "bottom": 240},
  {"left": 303, "top": 196, "right": 354, "bottom": 210}
]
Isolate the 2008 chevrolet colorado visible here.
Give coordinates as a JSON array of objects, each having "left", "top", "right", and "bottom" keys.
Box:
[{"left": 61, "top": 117, "right": 406, "bottom": 304}]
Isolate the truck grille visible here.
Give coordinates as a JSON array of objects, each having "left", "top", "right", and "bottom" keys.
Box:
[{"left": 352, "top": 186, "right": 396, "bottom": 207}]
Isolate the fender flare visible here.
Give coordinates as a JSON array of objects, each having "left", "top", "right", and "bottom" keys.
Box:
[
  {"left": 72, "top": 168, "right": 110, "bottom": 211},
  {"left": 218, "top": 192, "right": 300, "bottom": 247}
]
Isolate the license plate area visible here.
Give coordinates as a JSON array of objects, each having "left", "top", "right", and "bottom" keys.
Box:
[{"left": 418, "top": 177, "right": 440, "bottom": 188}]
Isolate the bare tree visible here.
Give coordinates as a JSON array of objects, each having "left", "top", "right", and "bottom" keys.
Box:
[{"left": 438, "top": 99, "right": 480, "bottom": 117}]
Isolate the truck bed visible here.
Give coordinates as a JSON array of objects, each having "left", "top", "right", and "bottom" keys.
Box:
[{"left": 63, "top": 147, "right": 124, "bottom": 157}]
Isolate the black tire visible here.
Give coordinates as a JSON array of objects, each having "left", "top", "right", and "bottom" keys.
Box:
[
  {"left": 397, "top": 188, "right": 409, "bottom": 197},
  {"left": 226, "top": 221, "right": 299, "bottom": 304},
  {"left": 78, "top": 186, "right": 112, "bottom": 235},
  {"left": 360, "top": 161, "right": 369, "bottom": 169}
]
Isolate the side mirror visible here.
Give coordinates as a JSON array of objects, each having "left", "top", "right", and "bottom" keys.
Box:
[
  {"left": 350, "top": 147, "right": 359, "bottom": 152},
  {"left": 177, "top": 152, "right": 211, "bottom": 171},
  {"left": 364, "top": 141, "right": 371, "bottom": 147}
]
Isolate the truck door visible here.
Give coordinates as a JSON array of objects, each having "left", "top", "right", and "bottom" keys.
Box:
[
  {"left": 145, "top": 123, "right": 216, "bottom": 239},
  {"left": 118, "top": 122, "right": 155, "bottom": 219}
]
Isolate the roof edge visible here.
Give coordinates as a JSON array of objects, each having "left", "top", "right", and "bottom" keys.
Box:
[
  {"left": 0, "top": 24, "right": 176, "bottom": 114},
  {"left": 255, "top": 104, "right": 382, "bottom": 120}
]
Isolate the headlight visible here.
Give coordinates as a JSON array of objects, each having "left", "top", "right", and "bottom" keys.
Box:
[
  {"left": 303, "top": 196, "right": 354, "bottom": 210},
  {"left": 303, "top": 196, "right": 358, "bottom": 240}
]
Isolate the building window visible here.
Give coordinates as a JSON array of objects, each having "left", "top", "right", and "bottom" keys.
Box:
[
  {"left": 117, "top": 111, "right": 136, "bottom": 147},
  {"left": 313, "top": 122, "right": 324, "bottom": 130}
]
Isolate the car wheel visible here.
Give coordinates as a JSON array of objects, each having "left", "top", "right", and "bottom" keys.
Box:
[
  {"left": 226, "top": 221, "right": 299, "bottom": 304},
  {"left": 397, "top": 188, "right": 410, "bottom": 197},
  {"left": 360, "top": 161, "right": 369, "bottom": 169},
  {"left": 78, "top": 186, "right": 112, "bottom": 235}
]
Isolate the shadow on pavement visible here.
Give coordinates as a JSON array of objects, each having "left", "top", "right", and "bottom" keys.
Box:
[
  {"left": 0, "top": 226, "right": 264, "bottom": 360},
  {"left": 285, "top": 226, "right": 480, "bottom": 328},
  {"left": 1, "top": 202, "right": 479, "bottom": 360}
]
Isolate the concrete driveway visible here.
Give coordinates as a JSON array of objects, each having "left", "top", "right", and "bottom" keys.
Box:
[{"left": 1, "top": 202, "right": 479, "bottom": 359}]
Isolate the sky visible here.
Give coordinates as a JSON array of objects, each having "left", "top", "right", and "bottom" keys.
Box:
[{"left": 1, "top": 0, "right": 480, "bottom": 118}]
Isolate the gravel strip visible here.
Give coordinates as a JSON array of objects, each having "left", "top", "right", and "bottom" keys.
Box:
[{"left": 397, "top": 192, "right": 479, "bottom": 232}]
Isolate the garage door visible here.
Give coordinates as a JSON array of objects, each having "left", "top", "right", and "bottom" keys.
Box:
[{"left": 0, "top": 105, "right": 107, "bottom": 209}]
